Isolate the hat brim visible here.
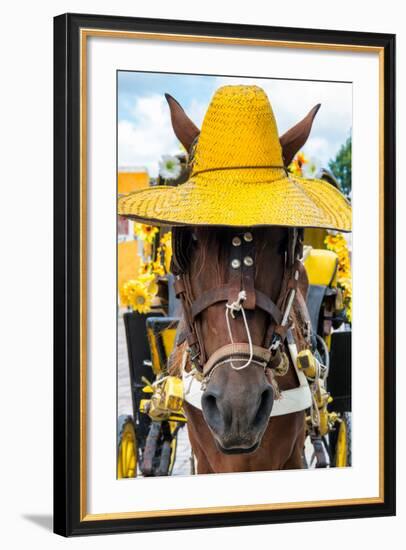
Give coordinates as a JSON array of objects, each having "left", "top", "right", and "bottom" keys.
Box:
[{"left": 118, "top": 170, "right": 351, "bottom": 231}]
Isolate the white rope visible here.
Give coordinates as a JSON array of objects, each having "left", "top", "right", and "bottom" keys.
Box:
[
  {"left": 213, "top": 357, "right": 267, "bottom": 370},
  {"left": 225, "top": 290, "right": 254, "bottom": 370}
]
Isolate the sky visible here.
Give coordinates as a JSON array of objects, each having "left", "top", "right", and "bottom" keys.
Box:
[{"left": 118, "top": 71, "right": 352, "bottom": 177}]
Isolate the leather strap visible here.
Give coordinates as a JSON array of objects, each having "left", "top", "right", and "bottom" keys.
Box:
[
  {"left": 203, "top": 343, "right": 272, "bottom": 377},
  {"left": 173, "top": 276, "right": 186, "bottom": 297},
  {"left": 255, "top": 290, "right": 283, "bottom": 324},
  {"left": 174, "top": 273, "right": 203, "bottom": 365},
  {"left": 228, "top": 234, "right": 242, "bottom": 303},
  {"left": 172, "top": 227, "right": 306, "bottom": 373},
  {"left": 190, "top": 286, "right": 282, "bottom": 324},
  {"left": 241, "top": 237, "right": 256, "bottom": 309},
  {"left": 191, "top": 285, "right": 229, "bottom": 319}
]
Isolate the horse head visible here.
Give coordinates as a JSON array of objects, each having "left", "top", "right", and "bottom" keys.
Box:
[{"left": 166, "top": 92, "right": 320, "bottom": 454}]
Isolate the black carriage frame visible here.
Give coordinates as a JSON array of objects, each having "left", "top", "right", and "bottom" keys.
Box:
[{"left": 54, "top": 13, "right": 396, "bottom": 536}]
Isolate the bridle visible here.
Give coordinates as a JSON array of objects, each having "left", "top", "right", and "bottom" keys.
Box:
[{"left": 171, "top": 225, "right": 307, "bottom": 387}]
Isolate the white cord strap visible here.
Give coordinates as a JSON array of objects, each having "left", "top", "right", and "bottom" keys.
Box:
[{"left": 225, "top": 290, "right": 254, "bottom": 370}]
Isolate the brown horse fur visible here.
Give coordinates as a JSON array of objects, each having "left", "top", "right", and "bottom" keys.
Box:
[
  {"left": 169, "top": 227, "right": 311, "bottom": 473},
  {"left": 165, "top": 93, "right": 320, "bottom": 473}
]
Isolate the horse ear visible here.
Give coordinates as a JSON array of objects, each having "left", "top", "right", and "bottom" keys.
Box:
[
  {"left": 165, "top": 93, "right": 200, "bottom": 152},
  {"left": 279, "top": 104, "right": 321, "bottom": 167}
]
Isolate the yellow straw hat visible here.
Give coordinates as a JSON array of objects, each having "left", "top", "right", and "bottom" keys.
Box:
[{"left": 118, "top": 85, "right": 351, "bottom": 231}]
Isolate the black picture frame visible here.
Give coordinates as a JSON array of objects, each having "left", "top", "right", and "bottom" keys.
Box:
[{"left": 54, "top": 12, "right": 396, "bottom": 536}]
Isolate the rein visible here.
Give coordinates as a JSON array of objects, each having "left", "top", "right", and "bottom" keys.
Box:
[{"left": 172, "top": 226, "right": 307, "bottom": 387}]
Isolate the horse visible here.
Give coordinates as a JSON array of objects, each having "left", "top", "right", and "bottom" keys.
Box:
[{"left": 165, "top": 92, "right": 321, "bottom": 474}]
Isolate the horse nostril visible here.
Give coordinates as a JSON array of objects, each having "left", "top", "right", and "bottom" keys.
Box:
[
  {"left": 202, "top": 391, "right": 224, "bottom": 432},
  {"left": 254, "top": 387, "right": 274, "bottom": 427}
]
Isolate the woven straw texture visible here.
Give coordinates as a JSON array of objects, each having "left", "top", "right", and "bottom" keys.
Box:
[{"left": 118, "top": 85, "right": 352, "bottom": 231}]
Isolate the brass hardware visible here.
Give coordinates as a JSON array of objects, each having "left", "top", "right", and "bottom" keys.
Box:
[
  {"left": 297, "top": 349, "right": 318, "bottom": 379},
  {"left": 141, "top": 376, "right": 185, "bottom": 421}
]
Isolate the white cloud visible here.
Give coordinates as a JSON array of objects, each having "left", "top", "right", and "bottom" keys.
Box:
[
  {"left": 186, "top": 97, "right": 207, "bottom": 127},
  {"left": 214, "top": 76, "right": 352, "bottom": 166},
  {"left": 118, "top": 78, "right": 352, "bottom": 176},
  {"left": 118, "top": 94, "right": 180, "bottom": 176}
]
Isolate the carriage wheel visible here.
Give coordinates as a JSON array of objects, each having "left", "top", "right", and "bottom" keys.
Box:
[
  {"left": 335, "top": 412, "right": 352, "bottom": 467},
  {"left": 141, "top": 421, "right": 184, "bottom": 476},
  {"left": 117, "top": 415, "right": 137, "bottom": 479}
]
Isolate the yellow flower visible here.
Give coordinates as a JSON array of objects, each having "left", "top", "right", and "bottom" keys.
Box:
[
  {"left": 160, "top": 232, "right": 172, "bottom": 247},
  {"left": 296, "top": 152, "right": 308, "bottom": 167},
  {"left": 139, "top": 275, "right": 154, "bottom": 285},
  {"left": 119, "top": 281, "right": 132, "bottom": 308},
  {"left": 134, "top": 223, "right": 159, "bottom": 243},
  {"left": 131, "top": 287, "right": 152, "bottom": 314},
  {"left": 159, "top": 232, "right": 173, "bottom": 273},
  {"left": 138, "top": 266, "right": 154, "bottom": 281},
  {"left": 324, "top": 234, "right": 338, "bottom": 248},
  {"left": 288, "top": 151, "right": 309, "bottom": 177},
  {"left": 138, "top": 261, "right": 161, "bottom": 297},
  {"left": 147, "top": 280, "right": 159, "bottom": 297},
  {"left": 139, "top": 261, "right": 151, "bottom": 275},
  {"left": 120, "top": 280, "right": 152, "bottom": 314},
  {"left": 324, "top": 232, "right": 352, "bottom": 323},
  {"left": 152, "top": 260, "right": 165, "bottom": 277},
  {"left": 138, "top": 269, "right": 159, "bottom": 296}
]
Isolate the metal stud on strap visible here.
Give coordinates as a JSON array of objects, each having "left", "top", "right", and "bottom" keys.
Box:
[
  {"left": 232, "top": 236, "right": 242, "bottom": 247},
  {"left": 243, "top": 256, "right": 254, "bottom": 267},
  {"left": 231, "top": 259, "right": 241, "bottom": 269},
  {"left": 243, "top": 232, "right": 253, "bottom": 242}
]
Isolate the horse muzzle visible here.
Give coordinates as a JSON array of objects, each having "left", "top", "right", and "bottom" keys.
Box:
[{"left": 201, "top": 347, "right": 275, "bottom": 454}]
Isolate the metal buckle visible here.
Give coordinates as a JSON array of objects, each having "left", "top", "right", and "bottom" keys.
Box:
[
  {"left": 187, "top": 346, "right": 200, "bottom": 363},
  {"left": 269, "top": 334, "right": 281, "bottom": 352}
]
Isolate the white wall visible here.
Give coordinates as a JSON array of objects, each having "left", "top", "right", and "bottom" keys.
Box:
[{"left": 0, "top": 0, "right": 402, "bottom": 547}]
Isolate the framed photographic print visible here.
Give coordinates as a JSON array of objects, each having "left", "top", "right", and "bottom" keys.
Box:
[{"left": 53, "top": 13, "right": 396, "bottom": 536}]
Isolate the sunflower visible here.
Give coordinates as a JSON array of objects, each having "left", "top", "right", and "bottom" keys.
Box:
[
  {"left": 130, "top": 284, "right": 152, "bottom": 313},
  {"left": 152, "top": 260, "right": 165, "bottom": 277},
  {"left": 119, "top": 280, "right": 132, "bottom": 308},
  {"left": 138, "top": 262, "right": 153, "bottom": 278},
  {"left": 134, "top": 223, "right": 159, "bottom": 243},
  {"left": 120, "top": 280, "right": 153, "bottom": 314},
  {"left": 288, "top": 151, "right": 309, "bottom": 177}
]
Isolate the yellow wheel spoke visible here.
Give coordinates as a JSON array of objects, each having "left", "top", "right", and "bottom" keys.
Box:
[
  {"left": 126, "top": 437, "right": 134, "bottom": 465},
  {"left": 335, "top": 420, "right": 348, "bottom": 467},
  {"left": 117, "top": 419, "right": 137, "bottom": 478}
]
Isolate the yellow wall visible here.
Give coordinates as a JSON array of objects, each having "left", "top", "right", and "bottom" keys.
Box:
[
  {"left": 118, "top": 171, "right": 149, "bottom": 194},
  {"left": 118, "top": 240, "right": 140, "bottom": 305}
]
